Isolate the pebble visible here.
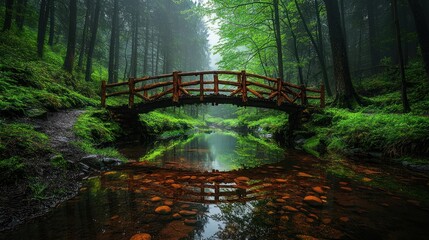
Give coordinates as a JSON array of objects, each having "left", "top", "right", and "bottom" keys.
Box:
[
  {"left": 339, "top": 182, "right": 348, "bottom": 186},
  {"left": 165, "top": 179, "right": 175, "bottom": 184},
  {"left": 340, "top": 187, "right": 353, "bottom": 192},
  {"left": 276, "top": 199, "right": 286, "bottom": 203},
  {"left": 303, "top": 196, "right": 323, "bottom": 207},
  {"left": 297, "top": 172, "right": 313, "bottom": 177},
  {"left": 296, "top": 234, "right": 318, "bottom": 240},
  {"left": 155, "top": 206, "right": 171, "bottom": 215},
  {"left": 150, "top": 196, "right": 161, "bottom": 202},
  {"left": 172, "top": 213, "right": 182, "bottom": 219},
  {"left": 184, "top": 219, "right": 198, "bottom": 225},
  {"left": 171, "top": 184, "right": 182, "bottom": 189},
  {"left": 339, "top": 216, "right": 349, "bottom": 222},
  {"left": 312, "top": 186, "right": 324, "bottom": 194},
  {"left": 322, "top": 218, "right": 332, "bottom": 224},
  {"left": 362, "top": 177, "right": 372, "bottom": 182},
  {"left": 235, "top": 176, "right": 250, "bottom": 182},
  {"left": 280, "top": 216, "right": 289, "bottom": 222},
  {"left": 276, "top": 179, "right": 288, "bottom": 183},
  {"left": 179, "top": 210, "right": 197, "bottom": 216},
  {"left": 130, "top": 233, "right": 152, "bottom": 240},
  {"left": 283, "top": 206, "right": 299, "bottom": 212},
  {"left": 164, "top": 200, "right": 174, "bottom": 206}
]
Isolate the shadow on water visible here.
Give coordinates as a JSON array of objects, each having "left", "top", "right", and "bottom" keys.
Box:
[{"left": 2, "top": 131, "right": 429, "bottom": 239}]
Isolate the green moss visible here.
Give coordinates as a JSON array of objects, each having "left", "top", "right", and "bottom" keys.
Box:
[
  {"left": 302, "top": 136, "right": 321, "bottom": 157},
  {"left": 0, "top": 122, "right": 50, "bottom": 159},
  {"left": 73, "top": 109, "right": 123, "bottom": 159},
  {"left": 0, "top": 157, "right": 25, "bottom": 182},
  {"left": 140, "top": 110, "right": 205, "bottom": 135}
]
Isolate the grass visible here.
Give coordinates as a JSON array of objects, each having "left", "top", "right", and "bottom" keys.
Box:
[{"left": 73, "top": 109, "right": 123, "bottom": 159}]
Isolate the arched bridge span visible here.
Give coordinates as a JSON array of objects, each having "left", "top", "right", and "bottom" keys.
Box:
[{"left": 101, "top": 70, "right": 325, "bottom": 113}]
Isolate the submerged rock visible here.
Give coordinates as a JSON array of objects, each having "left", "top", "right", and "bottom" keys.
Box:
[
  {"left": 130, "top": 233, "right": 151, "bottom": 240},
  {"left": 303, "top": 196, "right": 323, "bottom": 207},
  {"left": 312, "top": 186, "right": 324, "bottom": 194},
  {"left": 179, "top": 210, "right": 197, "bottom": 216},
  {"left": 155, "top": 206, "right": 172, "bottom": 215}
]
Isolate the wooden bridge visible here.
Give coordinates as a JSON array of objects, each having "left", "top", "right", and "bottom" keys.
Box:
[{"left": 101, "top": 70, "right": 325, "bottom": 113}]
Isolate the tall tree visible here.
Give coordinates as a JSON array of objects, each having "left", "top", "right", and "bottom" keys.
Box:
[
  {"left": 293, "top": 0, "right": 332, "bottom": 96},
  {"left": 77, "top": 0, "right": 92, "bottom": 70},
  {"left": 3, "top": 0, "right": 14, "bottom": 31},
  {"left": 283, "top": 5, "right": 303, "bottom": 85},
  {"left": 408, "top": 0, "right": 429, "bottom": 82},
  {"left": 323, "top": 0, "right": 360, "bottom": 108},
  {"left": 15, "top": 0, "right": 27, "bottom": 31},
  {"left": 392, "top": 0, "right": 411, "bottom": 112},
  {"left": 48, "top": 0, "right": 55, "bottom": 46},
  {"left": 85, "top": 0, "right": 101, "bottom": 82},
  {"left": 63, "top": 0, "right": 77, "bottom": 73},
  {"left": 108, "top": 0, "right": 120, "bottom": 83},
  {"left": 37, "top": 0, "right": 50, "bottom": 58},
  {"left": 273, "top": 0, "right": 284, "bottom": 81},
  {"left": 367, "top": 0, "right": 380, "bottom": 70},
  {"left": 129, "top": 0, "right": 139, "bottom": 77}
]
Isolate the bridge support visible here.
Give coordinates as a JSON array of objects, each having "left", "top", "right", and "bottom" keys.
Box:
[{"left": 287, "top": 110, "right": 303, "bottom": 145}]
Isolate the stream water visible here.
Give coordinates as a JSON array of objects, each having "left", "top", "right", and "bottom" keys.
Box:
[{"left": 1, "top": 131, "right": 429, "bottom": 240}]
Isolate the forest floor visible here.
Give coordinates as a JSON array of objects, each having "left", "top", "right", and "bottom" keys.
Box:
[{"left": 0, "top": 110, "right": 90, "bottom": 231}]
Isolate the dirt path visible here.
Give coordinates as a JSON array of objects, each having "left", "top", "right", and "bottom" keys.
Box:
[{"left": 0, "top": 110, "right": 88, "bottom": 231}]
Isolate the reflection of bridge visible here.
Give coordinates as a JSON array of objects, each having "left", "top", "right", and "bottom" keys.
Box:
[
  {"left": 101, "top": 70, "right": 325, "bottom": 138},
  {"left": 101, "top": 70, "right": 325, "bottom": 112}
]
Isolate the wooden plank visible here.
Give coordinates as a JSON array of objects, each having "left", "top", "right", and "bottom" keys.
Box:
[
  {"left": 179, "top": 70, "right": 241, "bottom": 77},
  {"left": 247, "top": 87, "right": 264, "bottom": 99},
  {"left": 184, "top": 88, "right": 234, "bottom": 92},
  {"left": 179, "top": 87, "right": 190, "bottom": 96},
  {"left": 305, "top": 88, "right": 322, "bottom": 93},
  {"left": 241, "top": 70, "right": 247, "bottom": 102},
  {"left": 135, "top": 81, "right": 173, "bottom": 91},
  {"left": 200, "top": 74, "right": 204, "bottom": 101},
  {"left": 283, "top": 81, "right": 301, "bottom": 89},
  {"left": 106, "top": 81, "right": 128, "bottom": 87},
  {"left": 150, "top": 88, "right": 173, "bottom": 101},
  {"left": 101, "top": 80, "right": 106, "bottom": 107},
  {"left": 281, "top": 92, "right": 294, "bottom": 104},
  {"left": 180, "top": 80, "right": 200, "bottom": 87},
  {"left": 135, "top": 92, "right": 150, "bottom": 101},
  {"left": 106, "top": 90, "right": 129, "bottom": 97},
  {"left": 218, "top": 80, "right": 240, "bottom": 86},
  {"left": 214, "top": 74, "right": 219, "bottom": 95},
  {"left": 246, "top": 80, "right": 276, "bottom": 91},
  {"left": 134, "top": 73, "right": 173, "bottom": 83}
]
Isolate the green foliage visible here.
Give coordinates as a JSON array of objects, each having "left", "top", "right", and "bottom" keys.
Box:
[
  {"left": 0, "top": 157, "right": 25, "bottom": 182},
  {"left": 28, "top": 179, "right": 48, "bottom": 201},
  {"left": 0, "top": 123, "right": 50, "bottom": 159},
  {"left": 140, "top": 110, "right": 205, "bottom": 135},
  {"left": 50, "top": 154, "right": 68, "bottom": 169},
  {"left": 0, "top": 28, "right": 97, "bottom": 117},
  {"left": 74, "top": 109, "right": 120, "bottom": 144},
  {"left": 73, "top": 109, "right": 123, "bottom": 159}
]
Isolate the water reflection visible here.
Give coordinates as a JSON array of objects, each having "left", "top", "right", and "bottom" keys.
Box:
[{"left": 121, "top": 132, "right": 284, "bottom": 171}]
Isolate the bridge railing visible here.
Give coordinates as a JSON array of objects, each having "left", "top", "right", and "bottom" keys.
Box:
[{"left": 101, "top": 70, "right": 325, "bottom": 109}]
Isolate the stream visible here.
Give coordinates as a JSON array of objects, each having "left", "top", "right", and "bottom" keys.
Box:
[{"left": 1, "top": 131, "right": 429, "bottom": 240}]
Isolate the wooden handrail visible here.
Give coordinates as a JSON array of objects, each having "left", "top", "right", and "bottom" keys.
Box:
[{"left": 100, "top": 70, "right": 325, "bottom": 109}]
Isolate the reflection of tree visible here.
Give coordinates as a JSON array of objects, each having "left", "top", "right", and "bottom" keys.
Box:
[
  {"left": 217, "top": 134, "right": 284, "bottom": 170},
  {"left": 210, "top": 201, "right": 274, "bottom": 240}
]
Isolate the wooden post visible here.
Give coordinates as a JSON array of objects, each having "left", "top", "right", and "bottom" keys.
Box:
[
  {"left": 101, "top": 80, "right": 107, "bottom": 107},
  {"left": 128, "top": 78, "right": 135, "bottom": 109},
  {"left": 178, "top": 72, "right": 182, "bottom": 98},
  {"left": 200, "top": 74, "right": 204, "bottom": 101},
  {"left": 241, "top": 70, "right": 247, "bottom": 102},
  {"left": 320, "top": 84, "right": 325, "bottom": 108},
  {"left": 277, "top": 78, "right": 282, "bottom": 106},
  {"left": 300, "top": 84, "right": 307, "bottom": 106},
  {"left": 173, "top": 71, "right": 179, "bottom": 102},
  {"left": 214, "top": 73, "right": 219, "bottom": 95}
]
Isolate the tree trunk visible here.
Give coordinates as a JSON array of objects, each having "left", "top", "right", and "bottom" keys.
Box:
[
  {"left": 294, "top": 0, "right": 332, "bottom": 96},
  {"left": 284, "top": 6, "right": 304, "bottom": 85},
  {"left": 2, "top": 0, "right": 14, "bottom": 31},
  {"left": 85, "top": 0, "right": 101, "bottom": 82},
  {"left": 48, "top": 0, "right": 55, "bottom": 46},
  {"left": 143, "top": 17, "right": 150, "bottom": 76},
  {"left": 129, "top": 0, "right": 139, "bottom": 78},
  {"left": 324, "top": 0, "right": 360, "bottom": 108},
  {"left": 108, "top": 0, "right": 119, "bottom": 83},
  {"left": 273, "top": 0, "right": 284, "bottom": 81},
  {"left": 408, "top": 0, "right": 429, "bottom": 82},
  {"left": 77, "top": 0, "right": 92, "bottom": 70},
  {"left": 63, "top": 0, "right": 77, "bottom": 73},
  {"left": 113, "top": 7, "right": 120, "bottom": 83},
  {"left": 37, "top": 0, "right": 50, "bottom": 58},
  {"left": 366, "top": 0, "right": 380, "bottom": 70},
  {"left": 15, "top": 0, "right": 27, "bottom": 31},
  {"left": 392, "top": 0, "right": 411, "bottom": 112}
]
